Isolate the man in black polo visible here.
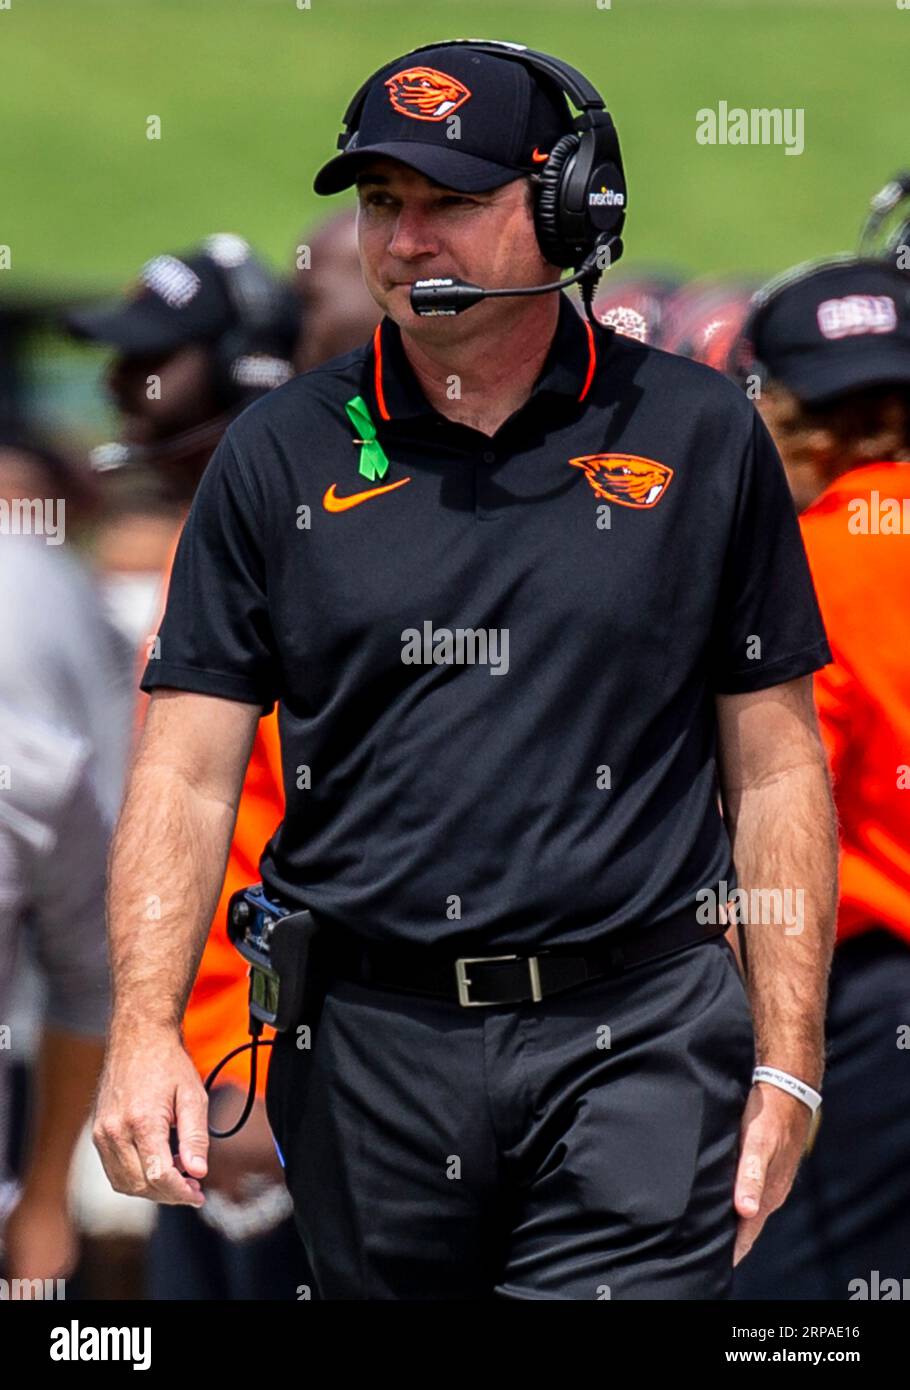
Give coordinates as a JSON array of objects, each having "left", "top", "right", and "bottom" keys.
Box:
[{"left": 93, "top": 42, "right": 839, "bottom": 1300}]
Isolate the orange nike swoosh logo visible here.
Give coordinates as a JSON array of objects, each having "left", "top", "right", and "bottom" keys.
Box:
[
  {"left": 323, "top": 477, "right": 412, "bottom": 512},
  {"left": 531, "top": 147, "right": 549, "bottom": 163}
]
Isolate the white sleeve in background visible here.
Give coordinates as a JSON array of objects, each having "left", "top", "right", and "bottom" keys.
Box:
[{"left": 0, "top": 705, "right": 111, "bottom": 1038}]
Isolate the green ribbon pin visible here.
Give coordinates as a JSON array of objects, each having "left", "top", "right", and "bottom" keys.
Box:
[{"left": 345, "top": 395, "right": 390, "bottom": 482}]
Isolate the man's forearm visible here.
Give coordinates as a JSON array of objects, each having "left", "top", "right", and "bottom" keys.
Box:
[
  {"left": 724, "top": 759, "right": 839, "bottom": 1090},
  {"left": 107, "top": 758, "right": 239, "bottom": 1038}
]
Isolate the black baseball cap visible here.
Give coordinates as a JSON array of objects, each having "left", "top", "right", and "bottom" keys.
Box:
[
  {"left": 65, "top": 234, "right": 253, "bottom": 355},
  {"left": 313, "top": 43, "right": 574, "bottom": 196},
  {"left": 748, "top": 257, "right": 910, "bottom": 403}
]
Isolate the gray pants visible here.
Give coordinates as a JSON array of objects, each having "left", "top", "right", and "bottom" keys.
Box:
[{"left": 266, "top": 934, "right": 754, "bottom": 1299}]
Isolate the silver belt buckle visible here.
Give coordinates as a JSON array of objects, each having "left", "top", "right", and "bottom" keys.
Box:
[{"left": 454, "top": 953, "right": 543, "bottom": 1007}]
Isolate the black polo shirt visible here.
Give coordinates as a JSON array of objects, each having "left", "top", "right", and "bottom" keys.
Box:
[{"left": 141, "top": 291, "right": 831, "bottom": 950}]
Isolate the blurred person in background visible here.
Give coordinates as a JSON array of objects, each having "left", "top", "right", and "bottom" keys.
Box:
[
  {"left": 66, "top": 234, "right": 300, "bottom": 654},
  {"left": 65, "top": 234, "right": 311, "bottom": 1298},
  {"left": 660, "top": 279, "right": 757, "bottom": 374},
  {"left": 731, "top": 258, "right": 910, "bottom": 1299},
  {"left": 291, "top": 207, "right": 382, "bottom": 373},
  {"left": 0, "top": 433, "right": 131, "bottom": 1287},
  {"left": 590, "top": 272, "right": 683, "bottom": 347}
]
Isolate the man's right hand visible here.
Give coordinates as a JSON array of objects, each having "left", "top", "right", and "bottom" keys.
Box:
[
  {"left": 92, "top": 1025, "right": 209, "bottom": 1206},
  {"left": 95, "top": 690, "right": 261, "bottom": 1205}
]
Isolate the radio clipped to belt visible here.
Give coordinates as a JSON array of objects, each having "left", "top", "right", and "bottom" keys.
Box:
[{"left": 204, "top": 883, "right": 322, "bottom": 1138}]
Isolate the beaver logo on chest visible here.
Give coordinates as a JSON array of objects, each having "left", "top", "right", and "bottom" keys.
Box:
[{"left": 568, "top": 453, "right": 674, "bottom": 508}]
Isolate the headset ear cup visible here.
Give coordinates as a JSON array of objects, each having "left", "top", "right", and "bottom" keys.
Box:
[{"left": 534, "top": 133, "right": 581, "bottom": 269}]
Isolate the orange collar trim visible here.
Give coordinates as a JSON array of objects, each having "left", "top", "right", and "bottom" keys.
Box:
[
  {"left": 372, "top": 310, "right": 598, "bottom": 422},
  {"left": 372, "top": 323, "right": 391, "bottom": 421},
  {"left": 578, "top": 318, "right": 596, "bottom": 403}
]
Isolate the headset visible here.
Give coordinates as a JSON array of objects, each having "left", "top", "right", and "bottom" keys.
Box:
[
  {"left": 859, "top": 172, "right": 910, "bottom": 263},
  {"left": 331, "top": 39, "right": 627, "bottom": 324}
]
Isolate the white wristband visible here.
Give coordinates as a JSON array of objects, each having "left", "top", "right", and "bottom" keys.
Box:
[{"left": 752, "top": 1066, "right": 822, "bottom": 1114}]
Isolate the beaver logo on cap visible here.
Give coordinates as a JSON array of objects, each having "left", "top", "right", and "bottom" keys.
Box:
[
  {"left": 385, "top": 66, "right": 472, "bottom": 122},
  {"left": 568, "top": 453, "right": 674, "bottom": 509}
]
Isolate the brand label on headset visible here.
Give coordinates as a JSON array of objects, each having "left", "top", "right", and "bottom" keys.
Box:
[{"left": 588, "top": 188, "right": 625, "bottom": 207}]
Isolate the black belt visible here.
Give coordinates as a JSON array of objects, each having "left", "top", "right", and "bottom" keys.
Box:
[{"left": 318, "top": 908, "right": 728, "bottom": 1007}]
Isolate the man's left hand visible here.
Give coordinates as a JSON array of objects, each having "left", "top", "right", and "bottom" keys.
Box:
[{"left": 733, "top": 1081, "right": 814, "bottom": 1266}]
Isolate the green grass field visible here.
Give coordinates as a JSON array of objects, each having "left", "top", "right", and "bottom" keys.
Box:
[{"left": 0, "top": 0, "right": 907, "bottom": 293}]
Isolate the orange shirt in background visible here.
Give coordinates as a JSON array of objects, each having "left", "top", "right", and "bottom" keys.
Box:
[
  {"left": 799, "top": 461, "right": 910, "bottom": 946},
  {"left": 135, "top": 534, "right": 285, "bottom": 1098}
]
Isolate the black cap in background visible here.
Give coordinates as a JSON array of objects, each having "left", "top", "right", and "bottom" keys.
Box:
[
  {"left": 65, "top": 234, "right": 269, "bottom": 356},
  {"left": 746, "top": 257, "right": 910, "bottom": 403}
]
